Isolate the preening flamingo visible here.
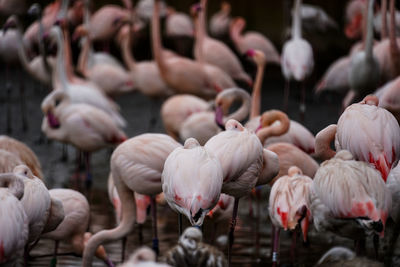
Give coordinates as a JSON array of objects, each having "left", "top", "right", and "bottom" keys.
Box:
[
  {"left": 315, "top": 95, "right": 400, "bottom": 181},
  {"left": 162, "top": 138, "right": 223, "bottom": 226},
  {"left": 193, "top": 0, "right": 252, "bottom": 86},
  {"left": 269, "top": 166, "right": 313, "bottom": 266},
  {"left": 205, "top": 119, "right": 279, "bottom": 265},
  {"left": 0, "top": 135, "right": 43, "bottom": 179},
  {"left": 230, "top": 17, "right": 280, "bottom": 65},
  {"left": 309, "top": 150, "right": 391, "bottom": 254},
  {"left": 41, "top": 188, "right": 114, "bottom": 266},
  {"left": 82, "top": 134, "right": 181, "bottom": 266},
  {"left": 209, "top": 1, "right": 231, "bottom": 37},
  {"left": 0, "top": 173, "right": 28, "bottom": 265},
  {"left": 281, "top": 0, "right": 314, "bottom": 119},
  {"left": 151, "top": 0, "right": 222, "bottom": 99},
  {"left": 345, "top": 0, "right": 380, "bottom": 108}
]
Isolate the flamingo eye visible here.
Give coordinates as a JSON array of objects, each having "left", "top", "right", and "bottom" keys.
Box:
[{"left": 55, "top": 99, "right": 61, "bottom": 106}]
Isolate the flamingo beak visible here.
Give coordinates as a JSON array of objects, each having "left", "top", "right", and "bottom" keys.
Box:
[
  {"left": 215, "top": 106, "right": 225, "bottom": 130},
  {"left": 246, "top": 49, "right": 255, "bottom": 57}
]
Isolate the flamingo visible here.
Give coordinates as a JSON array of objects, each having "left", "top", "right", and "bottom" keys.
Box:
[
  {"left": 344, "top": 0, "right": 380, "bottom": 108},
  {"left": 316, "top": 246, "right": 381, "bottom": 266},
  {"left": 344, "top": 0, "right": 366, "bottom": 40},
  {"left": 0, "top": 149, "right": 24, "bottom": 173},
  {"left": 209, "top": 1, "right": 231, "bottom": 37},
  {"left": 181, "top": 88, "right": 251, "bottom": 145},
  {"left": 309, "top": 150, "right": 391, "bottom": 255},
  {"left": 373, "top": 0, "right": 400, "bottom": 83},
  {"left": 229, "top": 17, "right": 280, "bottom": 65},
  {"left": 375, "top": 76, "right": 400, "bottom": 123},
  {"left": 0, "top": 172, "right": 28, "bottom": 265},
  {"left": 204, "top": 119, "right": 279, "bottom": 265},
  {"left": 41, "top": 90, "right": 127, "bottom": 186},
  {"left": 165, "top": 6, "right": 194, "bottom": 38},
  {"left": 255, "top": 110, "right": 318, "bottom": 184},
  {"left": 151, "top": 0, "right": 227, "bottom": 99},
  {"left": 314, "top": 56, "right": 351, "bottom": 95},
  {"left": 193, "top": 0, "right": 252, "bottom": 86},
  {"left": 49, "top": 25, "right": 127, "bottom": 128},
  {"left": 162, "top": 138, "right": 223, "bottom": 226},
  {"left": 269, "top": 166, "right": 313, "bottom": 266},
  {"left": 315, "top": 95, "right": 400, "bottom": 181},
  {"left": 300, "top": 4, "right": 338, "bottom": 33},
  {"left": 41, "top": 188, "right": 114, "bottom": 267},
  {"left": 281, "top": 0, "right": 314, "bottom": 120},
  {"left": 82, "top": 134, "right": 181, "bottom": 266}
]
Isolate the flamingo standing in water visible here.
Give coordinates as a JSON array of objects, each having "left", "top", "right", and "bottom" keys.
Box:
[
  {"left": 281, "top": 0, "right": 314, "bottom": 120},
  {"left": 41, "top": 188, "right": 114, "bottom": 266},
  {"left": 269, "top": 166, "right": 313, "bottom": 266},
  {"left": 162, "top": 138, "right": 223, "bottom": 227},
  {"left": 205, "top": 119, "right": 279, "bottom": 265},
  {"left": 309, "top": 150, "right": 391, "bottom": 256},
  {"left": 315, "top": 95, "right": 400, "bottom": 182},
  {"left": 193, "top": 0, "right": 252, "bottom": 86},
  {"left": 83, "top": 134, "right": 181, "bottom": 266},
  {"left": 229, "top": 17, "right": 280, "bottom": 65},
  {"left": 0, "top": 172, "right": 28, "bottom": 265}
]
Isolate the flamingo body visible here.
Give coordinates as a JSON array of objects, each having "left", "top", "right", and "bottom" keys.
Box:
[{"left": 282, "top": 38, "right": 314, "bottom": 81}]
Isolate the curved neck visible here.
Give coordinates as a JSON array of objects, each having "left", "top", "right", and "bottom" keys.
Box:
[
  {"left": 225, "top": 91, "right": 251, "bottom": 122},
  {"left": 229, "top": 21, "right": 243, "bottom": 46},
  {"left": 365, "top": 0, "right": 375, "bottom": 58},
  {"left": 256, "top": 112, "right": 290, "bottom": 143},
  {"left": 315, "top": 124, "right": 337, "bottom": 160},
  {"left": 389, "top": 0, "right": 400, "bottom": 72},
  {"left": 292, "top": 0, "right": 302, "bottom": 39},
  {"left": 0, "top": 174, "right": 24, "bottom": 200},
  {"left": 82, "top": 175, "right": 136, "bottom": 266},
  {"left": 381, "top": 0, "right": 388, "bottom": 39},
  {"left": 151, "top": 0, "right": 168, "bottom": 76},
  {"left": 62, "top": 27, "right": 75, "bottom": 82},
  {"left": 54, "top": 28, "right": 70, "bottom": 90},
  {"left": 250, "top": 61, "right": 265, "bottom": 119},
  {"left": 120, "top": 33, "right": 136, "bottom": 70}
]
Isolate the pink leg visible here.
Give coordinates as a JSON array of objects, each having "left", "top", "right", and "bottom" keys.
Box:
[
  {"left": 151, "top": 196, "right": 159, "bottom": 256},
  {"left": 271, "top": 225, "right": 280, "bottom": 267},
  {"left": 290, "top": 228, "right": 297, "bottom": 265},
  {"left": 228, "top": 198, "right": 240, "bottom": 267}
]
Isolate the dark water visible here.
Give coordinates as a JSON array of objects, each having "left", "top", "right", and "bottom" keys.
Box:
[{"left": 0, "top": 62, "right": 394, "bottom": 267}]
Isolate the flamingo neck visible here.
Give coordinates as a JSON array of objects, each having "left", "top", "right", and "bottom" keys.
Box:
[
  {"left": 365, "top": 0, "right": 375, "bottom": 59},
  {"left": 250, "top": 62, "right": 265, "bottom": 119},
  {"left": 381, "top": 0, "right": 388, "bottom": 39},
  {"left": 77, "top": 37, "right": 91, "bottom": 76},
  {"left": 120, "top": 34, "right": 136, "bottom": 71},
  {"left": 315, "top": 124, "right": 337, "bottom": 160},
  {"left": 54, "top": 28, "right": 70, "bottom": 91},
  {"left": 151, "top": 0, "right": 168, "bottom": 76},
  {"left": 229, "top": 20, "right": 244, "bottom": 47},
  {"left": 292, "top": 0, "right": 302, "bottom": 39},
  {"left": 36, "top": 9, "right": 51, "bottom": 75},
  {"left": 256, "top": 113, "right": 290, "bottom": 144},
  {"left": 224, "top": 90, "right": 251, "bottom": 123},
  {"left": 14, "top": 26, "right": 33, "bottom": 76}
]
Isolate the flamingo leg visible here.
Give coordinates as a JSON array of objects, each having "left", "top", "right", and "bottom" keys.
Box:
[
  {"left": 290, "top": 228, "right": 298, "bottom": 265},
  {"left": 121, "top": 236, "right": 127, "bottom": 262},
  {"left": 18, "top": 78, "right": 28, "bottom": 132},
  {"left": 228, "top": 197, "right": 240, "bottom": 267},
  {"left": 50, "top": 240, "right": 59, "bottom": 267},
  {"left": 283, "top": 80, "right": 290, "bottom": 112},
  {"left": 84, "top": 152, "right": 92, "bottom": 190},
  {"left": 61, "top": 144, "right": 68, "bottom": 162},
  {"left": 72, "top": 149, "right": 82, "bottom": 189},
  {"left": 271, "top": 225, "right": 280, "bottom": 267},
  {"left": 300, "top": 82, "right": 306, "bottom": 122},
  {"left": 255, "top": 188, "right": 261, "bottom": 262},
  {"left": 151, "top": 196, "right": 159, "bottom": 256},
  {"left": 138, "top": 223, "right": 144, "bottom": 245},
  {"left": 6, "top": 80, "right": 12, "bottom": 134}
]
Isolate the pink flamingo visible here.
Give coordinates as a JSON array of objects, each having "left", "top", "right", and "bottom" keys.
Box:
[
  {"left": 269, "top": 166, "right": 313, "bottom": 266},
  {"left": 309, "top": 150, "right": 391, "bottom": 255},
  {"left": 209, "top": 1, "right": 231, "bottom": 37},
  {"left": 315, "top": 95, "right": 400, "bottom": 181},
  {"left": 41, "top": 188, "right": 113, "bottom": 266},
  {"left": 314, "top": 56, "right": 351, "bottom": 95},
  {"left": 165, "top": 6, "right": 194, "bottom": 38},
  {"left": 230, "top": 17, "right": 280, "bottom": 65},
  {"left": 281, "top": 0, "right": 314, "bottom": 120},
  {"left": 0, "top": 149, "right": 24, "bottom": 174},
  {"left": 205, "top": 119, "right": 279, "bottom": 265},
  {"left": 82, "top": 134, "right": 181, "bottom": 266},
  {"left": 375, "top": 76, "right": 400, "bottom": 123},
  {"left": 344, "top": 0, "right": 366, "bottom": 40},
  {"left": 193, "top": 0, "right": 252, "bottom": 86},
  {"left": 344, "top": 0, "right": 380, "bottom": 109},
  {"left": 0, "top": 172, "right": 28, "bottom": 265},
  {"left": 41, "top": 90, "right": 127, "bottom": 186},
  {"left": 119, "top": 246, "right": 170, "bottom": 267},
  {"left": 162, "top": 138, "right": 223, "bottom": 227}
]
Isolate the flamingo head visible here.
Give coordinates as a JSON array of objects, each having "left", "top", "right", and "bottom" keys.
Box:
[
  {"left": 221, "top": 1, "right": 231, "bottom": 13},
  {"left": 246, "top": 49, "right": 266, "bottom": 65},
  {"left": 27, "top": 3, "right": 42, "bottom": 18},
  {"left": 13, "top": 165, "right": 35, "bottom": 180},
  {"left": 84, "top": 233, "right": 115, "bottom": 267},
  {"left": 225, "top": 119, "right": 245, "bottom": 132},
  {"left": 190, "top": 3, "right": 202, "bottom": 17},
  {"left": 231, "top": 17, "right": 246, "bottom": 32},
  {"left": 72, "top": 24, "right": 89, "bottom": 41},
  {"left": 345, "top": 12, "right": 363, "bottom": 39},
  {"left": 214, "top": 93, "right": 235, "bottom": 130},
  {"left": 360, "top": 95, "right": 379, "bottom": 106}
]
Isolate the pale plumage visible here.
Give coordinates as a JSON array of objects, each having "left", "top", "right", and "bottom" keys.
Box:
[
  {"left": 41, "top": 91, "right": 127, "bottom": 152},
  {"left": 387, "top": 164, "right": 400, "bottom": 223},
  {"left": 315, "top": 56, "right": 351, "bottom": 94},
  {"left": 83, "top": 134, "right": 181, "bottom": 266},
  {"left": 162, "top": 138, "right": 223, "bottom": 225},
  {"left": 179, "top": 113, "right": 220, "bottom": 145},
  {"left": 375, "top": 76, "right": 400, "bottom": 123},
  {"left": 165, "top": 8, "right": 193, "bottom": 37},
  {"left": 0, "top": 173, "right": 28, "bottom": 265},
  {"left": 269, "top": 166, "right": 313, "bottom": 238},
  {"left": 119, "top": 247, "right": 171, "bottom": 267},
  {"left": 209, "top": 1, "right": 231, "bottom": 37},
  {"left": 0, "top": 149, "right": 23, "bottom": 174},
  {"left": 42, "top": 189, "right": 112, "bottom": 265},
  {"left": 0, "top": 135, "right": 43, "bottom": 179},
  {"left": 310, "top": 150, "right": 391, "bottom": 237}
]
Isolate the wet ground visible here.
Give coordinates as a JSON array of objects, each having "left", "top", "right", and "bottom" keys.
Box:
[{"left": 0, "top": 64, "right": 391, "bottom": 266}]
